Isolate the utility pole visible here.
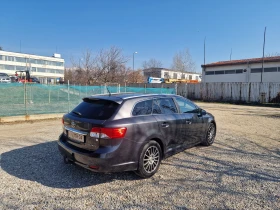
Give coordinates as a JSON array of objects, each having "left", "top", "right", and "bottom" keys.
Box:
[
  {"left": 261, "top": 27, "right": 266, "bottom": 83},
  {"left": 204, "top": 37, "right": 206, "bottom": 66}
]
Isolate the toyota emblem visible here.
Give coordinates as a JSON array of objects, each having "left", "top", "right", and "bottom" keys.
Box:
[{"left": 71, "top": 121, "right": 76, "bottom": 128}]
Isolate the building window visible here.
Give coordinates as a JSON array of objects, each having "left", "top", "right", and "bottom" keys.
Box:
[
  {"left": 251, "top": 68, "right": 262, "bottom": 73},
  {"left": 0, "top": 55, "right": 3, "bottom": 60},
  {"left": 173, "top": 73, "right": 177, "bottom": 79},
  {"left": 205, "top": 71, "right": 214, "bottom": 75},
  {"left": 196, "top": 76, "right": 198, "bottom": 80},
  {"left": 16, "top": 66, "right": 26, "bottom": 71},
  {"left": 182, "top": 74, "right": 185, "bottom": 79},
  {"left": 37, "top": 68, "right": 46, "bottom": 72},
  {"left": 32, "top": 67, "right": 37, "bottom": 72},
  {"left": 264, "top": 67, "right": 277, "bottom": 72},
  {"left": 29, "top": 59, "right": 36, "bottom": 64},
  {"left": 225, "top": 70, "right": 236, "bottom": 74},
  {"left": 189, "top": 75, "right": 193, "bottom": 80},
  {"left": 0, "top": 64, "right": 4, "bottom": 69},
  {"left": 236, "top": 69, "right": 244, "bottom": 74},
  {"left": 164, "top": 72, "right": 169, "bottom": 79},
  {"left": 5, "top": 56, "right": 15, "bottom": 62},
  {"left": 15, "top": 57, "right": 26, "bottom": 63},
  {"left": 5, "top": 65, "right": 15, "bottom": 70},
  {"left": 56, "top": 70, "right": 64, "bottom": 74},
  {"left": 215, "top": 71, "right": 225, "bottom": 75}
]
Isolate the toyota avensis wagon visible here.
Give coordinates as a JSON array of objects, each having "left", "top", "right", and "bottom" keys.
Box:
[{"left": 58, "top": 93, "right": 216, "bottom": 178}]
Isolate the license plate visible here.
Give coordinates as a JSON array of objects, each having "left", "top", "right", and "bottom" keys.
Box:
[{"left": 68, "top": 131, "right": 84, "bottom": 143}]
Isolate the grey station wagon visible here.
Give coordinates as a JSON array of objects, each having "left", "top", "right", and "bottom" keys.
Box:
[{"left": 58, "top": 93, "right": 216, "bottom": 178}]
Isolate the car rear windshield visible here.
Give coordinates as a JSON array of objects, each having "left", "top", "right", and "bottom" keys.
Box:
[{"left": 71, "top": 99, "right": 119, "bottom": 120}]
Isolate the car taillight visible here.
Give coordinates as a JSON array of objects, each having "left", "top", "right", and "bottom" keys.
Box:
[
  {"left": 62, "top": 118, "right": 64, "bottom": 124},
  {"left": 90, "top": 127, "right": 127, "bottom": 139}
]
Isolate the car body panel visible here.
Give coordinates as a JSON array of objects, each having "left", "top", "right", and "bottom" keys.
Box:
[{"left": 58, "top": 93, "right": 216, "bottom": 173}]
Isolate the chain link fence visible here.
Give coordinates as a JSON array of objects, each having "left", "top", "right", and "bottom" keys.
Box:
[{"left": 0, "top": 83, "right": 175, "bottom": 117}]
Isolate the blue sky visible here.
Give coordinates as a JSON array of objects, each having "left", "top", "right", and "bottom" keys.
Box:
[{"left": 1, "top": 0, "right": 280, "bottom": 72}]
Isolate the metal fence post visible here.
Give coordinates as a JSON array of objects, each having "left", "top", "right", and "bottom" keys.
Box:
[
  {"left": 49, "top": 85, "right": 51, "bottom": 103},
  {"left": 68, "top": 80, "right": 70, "bottom": 113},
  {"left": 24, "top": 82, "right": 27, "bottom": 115}
]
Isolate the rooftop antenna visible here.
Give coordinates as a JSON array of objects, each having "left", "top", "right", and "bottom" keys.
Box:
[
  {"left": 261, "top": 26, "right": 266, "bottom": 83},
  {"left": 106, "top": 86, "right": 111, "bottom": 96}
]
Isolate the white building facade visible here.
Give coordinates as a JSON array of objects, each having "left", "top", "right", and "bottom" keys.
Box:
[
  {"left": 143, "top": 68, "right": 202, "bottom": 81},
  {"left": 0, "top": 50, "right": 64, "bottom": 83},
  {"left": 202, "top": 56, "right": 280, "bottom": 83}
]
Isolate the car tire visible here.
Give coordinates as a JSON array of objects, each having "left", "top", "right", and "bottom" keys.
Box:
[
  {"left": 202, "top": 122, "right": 216, "bottom": 146},
  {"left": 135, "top": 140, "right": 162, "bottom": 178}
]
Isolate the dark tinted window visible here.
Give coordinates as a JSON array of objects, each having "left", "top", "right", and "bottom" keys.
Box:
[
  {"left": 175, "top": 97, "right": 197, "bottom": 113},
  {"left": 251, "top": 68, "right": 262, "bottom": 73},
  {"left": 236, "top": 69, "right": 243, "bottom": 73},
  {"left": 264, "top": 67, "right": 277, "bottom": 72},
  {"left": 225, "top": 70, "right": 236, "bottom": 74},
  {"left": 215, "top": 71, "right": 224, "bottom": 74},
  {"left": 205, "top": 71, "right": 214, "bottom": 75},
  {"left": 156, "top": 98, "right": 177, "bottom": 114},
  {"left": 71, "top": 99, "right": 119, "bottom": 120},
  {"left": 152, "top": 100, "right": 162, "bottom": 114},
  {"left": 132, "top": 100, "right": 153, "bottom": 116}
]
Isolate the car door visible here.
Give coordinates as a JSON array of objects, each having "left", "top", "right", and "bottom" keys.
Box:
[
  {"left": 174, "top": 96, "right": 204, "bottom": 146},
  {"left": 152, "top": 97, "right": 184, "bottom": 151}
]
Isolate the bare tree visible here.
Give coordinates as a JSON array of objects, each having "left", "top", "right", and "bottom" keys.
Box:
[
  {"left": 142, "top": 58, "right": 162, "bottom": 69},
  {"left": 265, "top": 52, "right": 280, "bottom": 57},
  {"left": 171, "top": 48, "right": 195, "bottom": 72},
  {"left": 126, "top": 68, "right": 144, "bottom": 83},
  {"left": 70, "top": 46, "right": 129, "bottom": 84}
]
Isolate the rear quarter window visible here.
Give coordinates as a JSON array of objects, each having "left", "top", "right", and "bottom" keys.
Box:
[
  {"left": 132, "top": 100, "right": 153, "bottom": 116},
  {"left": 71, "top": 99, "right": 119, "bottom": 120}
]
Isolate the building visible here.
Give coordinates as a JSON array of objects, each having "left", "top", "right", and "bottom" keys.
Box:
[
  {"left": 143, "top": 68, "right": 202, "bottom": 82},
  {"left": 0, "top": 50, "right": 64, "bottom": 84},
  {"left": 201, "top": 56, "right": 280, "bottom": 83}
]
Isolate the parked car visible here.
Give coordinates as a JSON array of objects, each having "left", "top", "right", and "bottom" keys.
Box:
[
  {"left": 30, "top": 77, "right": 40, "bottom": 83},
  {"left": 58, "top": 93, "right": 216, "bottom": 178},
  {"left": 0, "top": 73, "right": 11, "bottom": 83}
]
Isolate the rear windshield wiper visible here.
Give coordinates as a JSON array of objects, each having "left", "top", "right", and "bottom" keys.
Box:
[{"left": 72, "top": 111, "right": 82, "bottom": 116}]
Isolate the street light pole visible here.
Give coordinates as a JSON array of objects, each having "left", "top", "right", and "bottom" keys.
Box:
[{"left": 133, "top": 52, "right": 137, "bottom": 71}]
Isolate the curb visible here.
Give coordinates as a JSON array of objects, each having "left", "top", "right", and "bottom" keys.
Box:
[{"left": 0, "top": 113, "right": 64, "bottom": 123}]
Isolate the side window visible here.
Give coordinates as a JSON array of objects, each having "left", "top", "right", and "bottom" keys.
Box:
[
  {"left": 156, "top": 98, "right": 178, "bottom": 114},
  {"left": 152, "top": 100, "right": 162, "bottom": 114},
  {"left": 132, "top": 100, "right": 153, "bottom": 116},
  {"left": 175, "top": 97, "right": 197, "bottom": 113}
]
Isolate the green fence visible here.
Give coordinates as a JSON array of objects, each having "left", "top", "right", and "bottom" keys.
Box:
[{"left": 0, "top": 83, "right": 175, "bottom": 117}]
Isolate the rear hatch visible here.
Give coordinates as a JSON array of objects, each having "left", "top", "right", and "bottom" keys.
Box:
[{"left": 62, "top": 98, "right": 121, "bottom": 151}]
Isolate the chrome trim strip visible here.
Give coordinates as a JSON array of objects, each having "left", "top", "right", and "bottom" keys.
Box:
[{"left": 65, "top": 126, "right": 88, "bottom": 135}]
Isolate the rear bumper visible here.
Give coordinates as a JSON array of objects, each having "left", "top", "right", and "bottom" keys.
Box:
[{"left": 57, "top": 134, "right": 138, "bottom": 173}]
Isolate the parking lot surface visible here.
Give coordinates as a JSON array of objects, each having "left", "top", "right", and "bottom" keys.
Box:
[{"left": 0, "top": 102, "right": 279, "bottom": 209}]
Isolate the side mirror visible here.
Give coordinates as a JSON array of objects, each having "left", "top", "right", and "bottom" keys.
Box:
[
  {"left": 198, "top": 108, "right": 207, "bottom": 116},
  {"left": 201, "top": 109, "right": 207, "bottom": 115}
]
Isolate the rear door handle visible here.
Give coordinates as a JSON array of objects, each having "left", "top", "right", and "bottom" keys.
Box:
[
  {"left": 161, "top": 122, "right": 169, "bottom": 128},
  {"left": 186, "top": 120, "right": 192, "bottom": 124}
]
